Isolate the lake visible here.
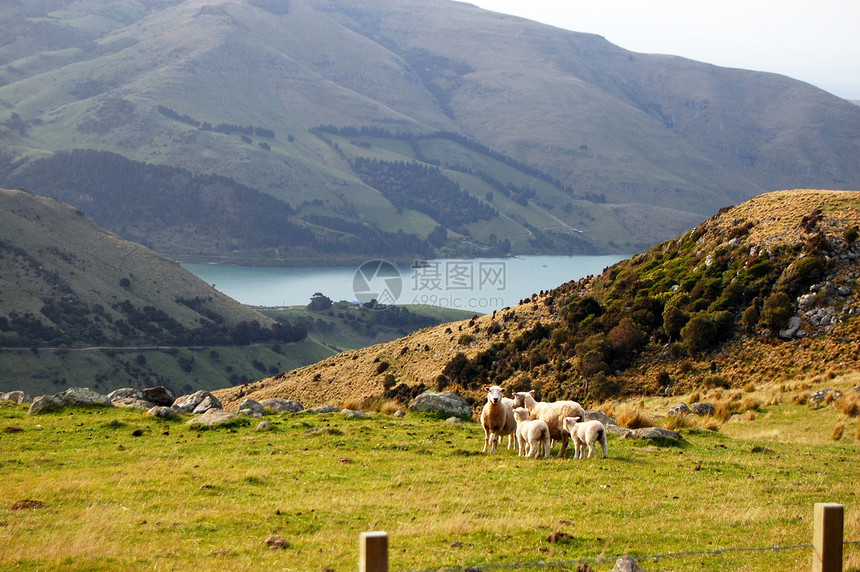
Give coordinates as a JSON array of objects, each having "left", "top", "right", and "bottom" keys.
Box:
[{"left": 182, "top": 255, "right": 627, "bottom": 313}]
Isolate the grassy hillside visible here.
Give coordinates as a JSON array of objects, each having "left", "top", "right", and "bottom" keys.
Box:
[
  {"left": 1, "top": 373, "right": 858, "bottom": 571},
  {"left": 214, "top": 190, "right": 860, "bottom": 410},
  {"left": 0, "top": 188, "right": 469, "bottom": 396},
  {"left": 0, "top": 0, "right": 858, "bottom": 261}
]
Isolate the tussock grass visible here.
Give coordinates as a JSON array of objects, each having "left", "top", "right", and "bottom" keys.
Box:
[{"left": 0, "top": 394, "right": 858, "bottom": 571}]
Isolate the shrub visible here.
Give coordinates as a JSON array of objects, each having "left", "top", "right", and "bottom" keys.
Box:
[
  {"left": 382, "top": 373, "right": 397, "bottom": 391},
  {"left": 843, "top": 225, "right": 859, "bottom": 244},
  {"left": 457, "top": 333, "right": 475, "bottom": 346},
  {"left": 588, "top": 371, "right": 619, "bottom": 403},
  {"left": 435, "top": 374, "right": 449, "bottom": 392},
  {"left": 680, "top": 311, "right": 717, "bottom": 355},
  {"left": 376, "top": 361, "right": 390, "bottom": 375},
  {"left": 741, "top": 304, "right": 759, "bottom": 332},
  {"left": 760, "top": 291, "right": 792, "bottom": 332},
  {"left": 702, "top": 375, "right": 731, "bottom": 389}
]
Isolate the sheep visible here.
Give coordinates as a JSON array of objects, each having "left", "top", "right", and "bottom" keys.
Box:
[
  {"left": 512, "top": 390, "right": 586, "bottom": 457},
  {"left": 562, "top": 416, "right": 608, "bottom": 459},
  {"left": 480, "top": 385, "right": 517, "bottom": 454},
  {"left": 512, "top": 407, "right": 551, "bottom": 458}
]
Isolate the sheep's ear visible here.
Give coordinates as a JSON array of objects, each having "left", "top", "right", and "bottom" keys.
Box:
[
  {"left": 528, "top": 390, "right": 535, "bottom": 395},
  {"left": 572, "top": 416, "right": 581, "bottom": 422}
]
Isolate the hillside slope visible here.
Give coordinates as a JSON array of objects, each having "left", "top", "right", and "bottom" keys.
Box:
[
  {"left": 215, "top": 190, "right": 860, "bottom": 409},
  {"left": 1, "top": 1, "right": 858, "bottom": 260}
]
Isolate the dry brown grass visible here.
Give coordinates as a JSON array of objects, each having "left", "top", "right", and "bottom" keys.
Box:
[
  {"left": 833, "top": 423, "right": 845, "bottom": 441},
  {"left": 838, "top": 391, "right": 860, "bottom": 417},
  {"left": 613, "top": 405, "right": 654, "bottom": 429}
]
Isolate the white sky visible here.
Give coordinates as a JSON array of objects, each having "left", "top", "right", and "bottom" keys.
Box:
[{"left": 464, "top": 0, "right": 860, "bottom": 100}]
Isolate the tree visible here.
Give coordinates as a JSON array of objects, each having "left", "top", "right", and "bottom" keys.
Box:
[
  {"left": 307, "top": 292, "right": 333, "bottom": 311},
  {"left": 760, "top": 291, "right": 792, "bottom": 333},
  {"left": 680, "top": 311, "right": 717, "bottom": 356},
  {"left": 662, "top": 303, "right": 689, "bottom": 341}
]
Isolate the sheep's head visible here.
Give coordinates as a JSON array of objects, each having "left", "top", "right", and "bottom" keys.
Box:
[
  {"left": 485, "top": 385, "right": 506, "bottom": 404},
  {"left": 512, "top": 407, "right": 530, "bottom": 423},
  {"left": 512, "top": 390, "right": 534, "bottom": 409},
  {"left": 562, "top": 416, "right": 581, "bottom": 434}
]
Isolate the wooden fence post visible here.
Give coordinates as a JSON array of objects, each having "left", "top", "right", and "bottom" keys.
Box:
[
  {"left": 360, "top": 531, "right": 388, "bottom": 572},
  {"left": 813, "top": 503, "right": 843, "bottom": 572}
]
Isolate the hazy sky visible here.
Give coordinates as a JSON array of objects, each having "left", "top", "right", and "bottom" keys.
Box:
[{"left": 464, "top": 0, "right": 860, "bottom": 100}]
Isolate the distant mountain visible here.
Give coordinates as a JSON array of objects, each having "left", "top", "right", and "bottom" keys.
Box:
[
  {"left": 215, "top": 190, "right": 860, "bottom": 409},
  {"left": 1, "top": 0, "right": 859, "bottom": 261}
]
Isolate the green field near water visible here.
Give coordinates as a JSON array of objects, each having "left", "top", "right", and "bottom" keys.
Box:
[{"left": 0, "top": 379, "right": 858, "bottom": 571}]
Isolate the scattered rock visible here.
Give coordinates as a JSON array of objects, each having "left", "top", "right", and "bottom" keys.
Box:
[
  {"left": 173, "top": 391, "right": 222, "bottom": 414},
  {"left": 28, "top": 387, "right": 111, "bottom": 414},
  {"left": 340, "top": 409, "right": 366, "bottom": 418},
  {"left": 622, "top": 427, "right": 683, "bottom": 441},
  {"left": 611, "top": 555, "right": 646, "bottom": 572},
  {"left": 810, "top": 388, "right": 843, "bottom": 403},
  {"left": 582, "top": 410, "right": 617, "bottom": 427},
  {"left": 107, "top": 388, "right": 142, "bottom": 402},
  {"left": 779, "top": 316, "right": 803, "bottom": 339},
  {"left": 690, "top": 402, "right": 716, "bottom": 416},
  {"left": 445, "top": 416, "right": 463, "bottom": 425},
  {"left": 186, "top": 409, "right": 238, "bottom": 428},
  {"left": 408, "top": 391, "right": 472, "bottom": 419},
  {"left": 146, "top": 406, "right": 178, "bottom": 418},
  {"left": 393, "top": 410, "right": 407, "bottom": 418},
  {"left": 258, "top": 398, "right": 304, "bottom": 413},
  {"left": 140, "top": 386, "right": 175, "bottom": 406},
  {"left": 0, "top": 391, "right": 31, "bottom": 404},
  {"left": 310, "top": 405, "right": 341, "bottom": 414},
  {"left": 112, "top": 397, "right": 156, "bottom": 410},
  {"left": 256, "top": 421, "right": 272, "bottom": 431},
  {"left": 238, "top": 398, "right": 264, "bottom": 417},
  {"left": 667, "top": 403, "right": 691, "bottom": 416}
]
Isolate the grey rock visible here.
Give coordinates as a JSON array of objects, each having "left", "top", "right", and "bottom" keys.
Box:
[
  {"left": 690, "top": 402, "right": 716, "bottom": 416},
  {"left": 611, "top": 555, "right": 646, "bottom": 572},
  {"left": 779, "top": 316, "right": 803, "bottom": 339},
  {"left": 668, "top": 403, "right": 692, "bottom": 416},
  {"left": 311, "top": 404, "right": 341, "bottom": 414},
  {"left": 445, "top": 416, "right": 463, "bottom": 425},
  {"left": 0, "top": 391, "right": 31, "bottom": 404},
  {"left": 408, "top": 391, "right": 472, "bottom": 419},
  {"left": 605, "top": 424, "right": 631, "bottom": 437},
  {"left": 393, "top": 410, "right": 407, "bottom": 418},
  {"left": 258, "top": 398, "right": 304, "bottom": 413},
  {"left": 237, "top": 398, "right": 264, "bottom": 416},
  {"left": 623, "top": 427, "right": 683, "bottom": 441},
  {"left": 28, "top": 387, "right": 111, "bottom": 414},
  {"left": 173, "top": 391, "right": 222, "bottom": 414},
  {"left": 140, "top": 386, "right": 175, "bottom": 407},
  {"left": 146, "top": 406, "right": 178, "bottom": 418},
  {"left": 341, "top": 409, "right": 367, "bottom": 418},
  {"left": 256, "top": 421, "right": 272, "bottom": 431},
  {"left": 186, "top": 409, "right": 237, "bottom": 427}
]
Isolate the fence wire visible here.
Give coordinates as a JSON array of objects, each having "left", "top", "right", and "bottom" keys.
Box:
[{"left": 402, "top": 540, "right": 860, "bottom": 572}]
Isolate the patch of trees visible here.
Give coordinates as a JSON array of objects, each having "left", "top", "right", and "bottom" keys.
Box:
[
  {"left": 305, "top": 213, "right": 429, "bottom": 256},
  {"left": 351, "top": 158, "right": 497, "bottom": 229},
  {"left": 156, "top": 105, "right": 276, "bottom": 138}
]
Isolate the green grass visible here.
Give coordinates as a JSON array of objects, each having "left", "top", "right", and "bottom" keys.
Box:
[{"left": 1, "top": 385, "right": 858, "bottom": 571}]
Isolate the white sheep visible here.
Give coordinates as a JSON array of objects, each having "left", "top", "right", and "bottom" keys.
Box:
[
  {"left": 512, "top": 407, "right": 551, "bottom": 458},
  {"left": 512, "top": 390, "right": 586, "bottom": 458},
  {"left": 562, "top": 416, "right": 608, "bottom": 459},
  {"left": 480, "top": 385, "right": 517, "bottom": 454}
]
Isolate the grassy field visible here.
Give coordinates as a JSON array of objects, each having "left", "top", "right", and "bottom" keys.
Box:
[{"left": 1, "top": 375, "right": 858, "bottom": 571}]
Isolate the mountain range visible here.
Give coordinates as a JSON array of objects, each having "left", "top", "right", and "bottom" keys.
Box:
[{"left": 1, "top": 0, "right": 858, "bottom": 261}]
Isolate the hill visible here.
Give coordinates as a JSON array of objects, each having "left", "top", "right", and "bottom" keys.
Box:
[
  {"left": 1, "top": 1, "right": 859, "bottom": 261},
  {"left": 214, "top": 189, "right": 860, "bottom": 408}
]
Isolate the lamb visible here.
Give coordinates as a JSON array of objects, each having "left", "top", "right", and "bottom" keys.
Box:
[
  {"left": 512, "top": 390, "right": 586, "bottom": 457},
  {"left": 480, "top": 385, "right": 517, "bottom": 454},
  {"left": 562, "top": 416, "right": 608, "bottom": 459},
  {"left": 512, "top": 407, "right": 551, "bottom": 458}
]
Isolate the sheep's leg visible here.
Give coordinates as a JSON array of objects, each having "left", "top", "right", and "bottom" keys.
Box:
[
  {"left": 528, "top": 439, "right": 539, "bottom": 458},
  {"left": 482, "top": 427, "right": 490, "bottom": 453},
  {"left": 557, "top": 433, "right": 569, "bottom": 458},
  {"left": 600, "top": 434, "right": 608, "bottom": 459},
  {"left": 586, "top": 442, "right": 595, "bottom": 458}
]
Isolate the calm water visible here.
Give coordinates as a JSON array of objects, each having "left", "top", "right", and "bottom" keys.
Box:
[{"left": 182, "top": 255, "right": 626, "bottom": 313}]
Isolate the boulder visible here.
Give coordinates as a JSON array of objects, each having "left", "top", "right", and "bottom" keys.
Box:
[
  {"left": 611, "top": 556, "right": 646, "bottom": 572},
  {"left": 28, "top": 387, "right": 111, "bottom": 414},
  {"left": 258, "top": 398, "right": 304, "bottom": 413},
  {"left": 582, "top": 410, "right": 617, "bottom": 427},
  {"left": 810, "top": 388, "right": 842, "bottom": 403},
  {"left": 690, "top": 402, "right": 716, "bottom": 416},
  {"left": 237, "top": 398, "right": 265, "bottom": 417},
  {"left": 780, "top": 316, "right": 803, "bottom": 339},
  {"left": 112, "top": 397, "right": 156, "bottom": 410},
  {"left": 0, "top": 391, "right": 31, "bottom": 404},
  {"left": 341, "top": 409, "right": 367, "bottom": 418},
  {"left": 622, "top": 427, "right": 683, "bottom": 441},
  {"left": 186, "top": 409, "right": 238, "bottom": 427},
  {"left": 107, "top": 388, "right": 142, "bottom": 402},
  {"left": 408, "top": 391, "right": 472, "bottom": 419},
  {"left": 173, "top": 390, "right": 222, "bottom": 414},
  {"left": 140, "top": 386, "right": 175, "bottom": 406},
  {"left": 667, "top": 403, "right": 691, "bottom": 416}
]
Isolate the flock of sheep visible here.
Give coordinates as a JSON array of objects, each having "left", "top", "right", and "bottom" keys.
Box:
[{"left": 480, "top": 386, "right": 607, "bottom": 460}]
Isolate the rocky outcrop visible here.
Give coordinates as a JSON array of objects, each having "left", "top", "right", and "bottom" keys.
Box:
[
  {"left": 0, "top": 391, "right": 31, "bottom": 404},
  {"left": 172, "top": 390, "right": 222, "bottom": 414},
  {"left": 186, "top": 409, "right": 239, "bottom": 427},
  {"left": 258, "top": 398, "right": 304, "bottom": 413}
]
